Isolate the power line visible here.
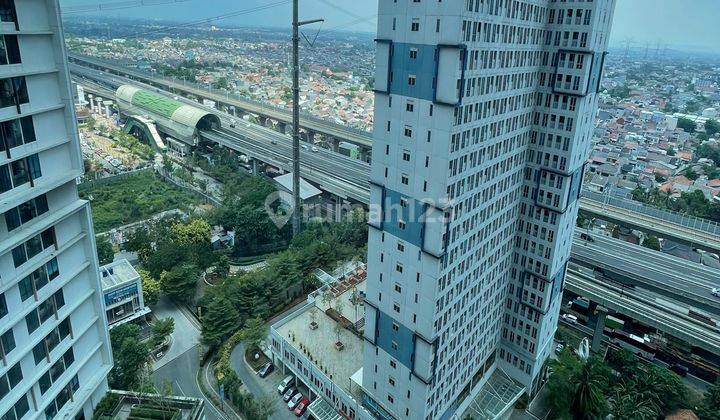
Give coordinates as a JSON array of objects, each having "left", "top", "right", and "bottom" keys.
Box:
[{"left": 63, "top": 0, "right": 192, "bottom": 14}]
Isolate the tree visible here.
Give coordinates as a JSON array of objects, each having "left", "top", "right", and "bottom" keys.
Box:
[
  {"left": 160, "top": 264, "right": 199, "bottom": 303},
  {"left": 239, "top": 317, "right": 267, "bottom": 351},
  {"left": 571, "top": 360, "right": 609, "bottom": 419},
  {"left": 697, "top": 382, "right": 720, "bottom": 420},
  {"left": 678, "top": 117, "right": 697, "bottom": 133},
  {"left": 96, "top": 236, "right": 115, "bottom": 265},
  {"left": 139, "top": 270, "right": 161, "bottom": 306},
  {"left": 609, "top": 384, "right": 659, "bottom": 420},
  {"left": 201, "top": 291, "right": 240, "bottom": 348},
  {"left": 705, "top": 119, "right": 720, "bottom": 137},
  {"left": 215, "top": 255, "right": 231, "bottom": 278},
  {"left": 642, "top": 235, "right": 662, "bottom": 251},
  {"left": 108, "top": 324, "right": 150, "bottom": 390},
  {"left": 151, "top": 317, "right": 175, "bottom": 349},
  {"left": 608, "top": 85, "right": 631, "bottom": 99},
  {"left": 162, "top": 154, "right": 173, "bottom": 173},
  {"left": 684, "top": 167, "right": 699, "bottom": 180},
  {"left": 665, "top": 146, "right": 676, "bottom": 156}
]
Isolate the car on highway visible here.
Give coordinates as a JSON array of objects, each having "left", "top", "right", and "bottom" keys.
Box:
[
  {"left": 288, "top": 393, "right": 303, "bottom": 410},
  {"left": 712, "top": 287, "right": 720, "bottom": 297},
  {"left": 301, "top": 144, "right": 308, "bottom": 150},
  {"left": 270, "top": 139, "right": 277, "bottom": 144},
  {"left": 561, "top": 314, "right": 578, "bottom": 324},
  {"left": 229, "top": 119, "right": 237, "bottom": 128},
  {"left": 294, "top": 398, "right": 310, "bottom": 417},
  {"left": 579, "top": 233, "right": 595, "bottom": 242},
  {"left": 257, "top": 361, "right": 274, "bottom": 377},
  {"left": 311, "top": 146, "right": 319, "bottom": 152},
  {"left": 277, "top": 375, "right": 294, "bottom": 394},
  {"left": 282, "top": 387, "right": 297, "bottom": 402}
]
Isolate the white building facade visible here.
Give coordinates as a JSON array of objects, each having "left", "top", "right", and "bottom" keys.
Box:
[
  {"left": 363, "top": 1, "right": 615, "bottom": 419},
  {"left": 0, "top": 1, "right": 113, "bottom": 420}
]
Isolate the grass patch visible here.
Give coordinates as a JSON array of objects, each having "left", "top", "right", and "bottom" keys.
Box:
[
  {"left": 229, "top": 254, "right": 272, "bottom": 266},
  {"left": 80, "top": 172, "right": 199, "bottom": 232},
  {"left": 245, "top": 346, "right": 269, "bottom": 372}
]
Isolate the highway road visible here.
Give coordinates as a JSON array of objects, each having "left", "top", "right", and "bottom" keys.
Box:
[
  {"left": 68, "top": 53, "right": 373, "bottom": 148},
  {"left": 571, "top": 233, "right": 720, "bottom": 315},
  {"left": 565, "top": 267, "right": 720, "bottom": 356}
]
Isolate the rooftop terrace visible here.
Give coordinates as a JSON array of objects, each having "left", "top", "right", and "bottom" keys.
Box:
[{"left": 100, "top": 259, "right": 139, "bottom": 289}]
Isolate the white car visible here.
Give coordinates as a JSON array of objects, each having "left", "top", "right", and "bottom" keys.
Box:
[
  {"left": 561, "top": 314, "right": 578, "bottom": 324},
  {"left": 277, "top": 375, "right": 294, "bottom": 394},
  {"left": 288, "top": 393, "right": 303, "bottom": 410},
  {"left": 311, "top": 146, "right": 319, "bottom": 152},
  {"left": 712, "top": 287, "right": 720, "bottom": 297}
]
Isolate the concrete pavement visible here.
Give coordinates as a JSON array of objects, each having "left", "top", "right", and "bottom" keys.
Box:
[{"left": 229, "top": 343, "right": 296, "bottom": 420}]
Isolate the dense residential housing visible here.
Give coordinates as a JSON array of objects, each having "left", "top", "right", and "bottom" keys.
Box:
[
  {"left": 363, "top": 1, "right": 616, "bottom": 419},
  {"left": 0, "top": 1, "right": 113, "bottom": 419}
]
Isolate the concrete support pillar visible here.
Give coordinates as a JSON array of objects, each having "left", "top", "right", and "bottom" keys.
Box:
[
  {"left": 252, "top": 159, "right": 260, "bottom": 176},
  {"left": 257, "top": 116, "right": 268, "bottom": 127},
  {"left": 307, "top": 131, "right": 315, "bottom": 144},
  {"left": 329, "top": 137, "right": 340, "bottom": 153},
  {"left": 276, "top": 122, "right": 287, "bottom": 135},
  {"left": 95, "top": 97, "right": 103, "bottom": 114},
  {"left": 359, "top": 147, "right": 370, "bottom": 162},
  {"left": 88, "top": 94, "right": 95, "bottom": 110},
  {"left": 104, "top": 101, "right": 113, "bottom": 118},
  {"left": 592, "top": 307, "right": 608, "bottom": 353}
]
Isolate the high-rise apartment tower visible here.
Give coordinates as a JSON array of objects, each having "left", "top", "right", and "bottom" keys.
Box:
[
  {"left": 0, "top": 1, "right": 113, "bottom": 419},
  {"left": 363, "top": 0, "right": 615, "bottom": 418}
]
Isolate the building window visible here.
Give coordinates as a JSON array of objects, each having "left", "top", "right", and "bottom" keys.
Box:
[
  {"left": 0, "top": 35, "right": 20, "bottom": 65},
  {"left": 12, "top": 226, "right": 56, "bottom": 268},
  {"left": 396, "top": 264, "right": 403, "bottom": 273},
  {"left": 44, "top": 374, "right": 79, "bottom": 420},
  {"left": 388, "top": 394, "right": 395, "bottom": 404},
  {"left": 1, "top": 116, "right": 37, "bottom": 152},
  {"left": 404, "top": 127, "right": 412, "bottom": 137},
  {"left": 18, "top": 257, "right": 60, "bottom": 302},
  {"left": 398, "top": 220, "right": 406, "bottom": 230},
  {"left": 397, "top": 242, "right": 404, "bottom": 252},
  {"left": 39, "top": 348, "right": 75, "bottom": 394},
  {"left": 400, "top": 197, "right": 408, "bottom": 207},
  {"left": 4, "top": 193, "right": 48, "bottom": 232},
  {"left": 408, "top": 75, "right": 416, "bottom": 86},
  {"left": 401, "top": 175, "right": 409, "bottom": 185},
  {"left": 0, "top": 76, "right": 28, "bottom": 108},
  {"left": 406, "top": 101, "right": 414, "bottom": 112},
  {"left": 0, "top": 362, "right": 23, "bottom": 401},
  {"left": 1, "top": 329, "right": 15, "bottom": 358},
  {"left": 409, "top": 48, "right": 417, "bottom": 59},
  {"left": 393, "top": 303, "right": 400, "bottom": 313},
  {"left": 1, "top": 154, "right": 42, "bottom": 194},
  {"left": 390, "top": 360, "right": 396, "bottom": 368},
  {"left": 0, "top": 293, "right": 6, "bottom": 319},
  {"left": 392, "top": 322, "right": 399, "bottom": 332},
  {"left": 411, "top": 19, "right": 419, "bottom": 31},
  {"left": 402, "top": 150, "right": 410, "bottom": 161},
  {"left": 3, "top": 395, "right": 29, "bottom": 420},
  {"left": 391, "top": 341, "right": 398, "bottom": 350},
  {"left": 435, "top": 18, "right": 440, "bottom": 32},
  {"left": 389, "top": 377, "right": 396, "bottom": 386},
  {"left": 26, "top": 290, "right": 65, "bottom": 335},
  {"left": 394, "top": 283, "right": 402, "bottom": 293},
  {"left": 0, "top": 0, "right": 17, "bottom": 24}
]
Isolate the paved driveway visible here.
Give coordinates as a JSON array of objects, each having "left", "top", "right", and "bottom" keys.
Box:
[
  {"left": 229, "top": 343, "right": 296, "bottom": 420},
  {"left": 152, "top": 297, "right": 201, "bottom": 371}
]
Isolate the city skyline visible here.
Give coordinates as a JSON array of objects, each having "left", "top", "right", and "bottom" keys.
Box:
[{"left": 60, "top": 0, "right": 720, "bottom": 53}]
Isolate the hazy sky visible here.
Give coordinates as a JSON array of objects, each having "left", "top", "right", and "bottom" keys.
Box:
[{"left": 61, "top": 0, "right": 720, "bottom": 52}]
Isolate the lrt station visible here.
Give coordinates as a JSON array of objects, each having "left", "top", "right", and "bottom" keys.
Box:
[{"left": 113, "top": 85, "right": 220, "bottom": 156}]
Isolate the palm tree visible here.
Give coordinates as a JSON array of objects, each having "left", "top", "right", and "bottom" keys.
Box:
[
  {"left": 571, "top": 362, "right": 607, "bottom": 420},
  {"left": 609, "top": 384, "right": 659, "bottom": 420}
]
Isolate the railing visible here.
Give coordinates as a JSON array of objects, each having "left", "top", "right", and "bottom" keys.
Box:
[
  {"left": 70, "top": 54, "right": 372, "bottom": 138},
  {"left": 581, "top": 190, "right": 720, "bottom": 236}
]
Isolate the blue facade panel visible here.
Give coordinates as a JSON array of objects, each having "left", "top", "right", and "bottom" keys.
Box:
[
  {"left": 389, "top": 43, "right": 436, "bottom": 101},
  {"left": 550, "top": 264, "right": 566, "bottom": 305},
  {"left": 383, "top": 187, "right": 424, "bottom": 248},
  {"left": 566, "top": 165, "right": 585, "bottom": 207},
  {"left": 376, "top": 309, "right": 415, "bottom": 370}
]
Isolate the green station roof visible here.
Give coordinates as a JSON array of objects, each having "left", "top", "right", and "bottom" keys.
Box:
[{"left": 131, "top": 89, "right": 183, "bottom": 119}]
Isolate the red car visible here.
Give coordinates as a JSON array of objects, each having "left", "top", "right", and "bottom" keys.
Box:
[{"left": 293, "top": 398, "right": 310, "bottom": 417}]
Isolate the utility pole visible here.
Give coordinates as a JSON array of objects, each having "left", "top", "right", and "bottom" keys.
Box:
[{"left": 291, "top": 0, "right": 322, "bottom": 236}]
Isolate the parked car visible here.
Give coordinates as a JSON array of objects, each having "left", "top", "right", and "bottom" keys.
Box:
[
  {"left": 555, "top": 343, "right": 565, "bottom": 353},
  {"left": 561, "top": 314, "right": 578, "bottom": 324},
  {"left": 257, "top": 362, "right": 274, "bottom": 377},
  {"left": 288, "top": 393, "right": 303, "bottom": 410},
  {"left": 282, "top": 387, "right": 297, "bottom": 402},
  {"left": 294, "top": 398, "right": 310, "bottom": 417},
  {"left": 712, "top": 287, "right": 720, "bottom": 298},
  {"left": 277, "top": 375, "right": 294, "bottom": 394}
]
